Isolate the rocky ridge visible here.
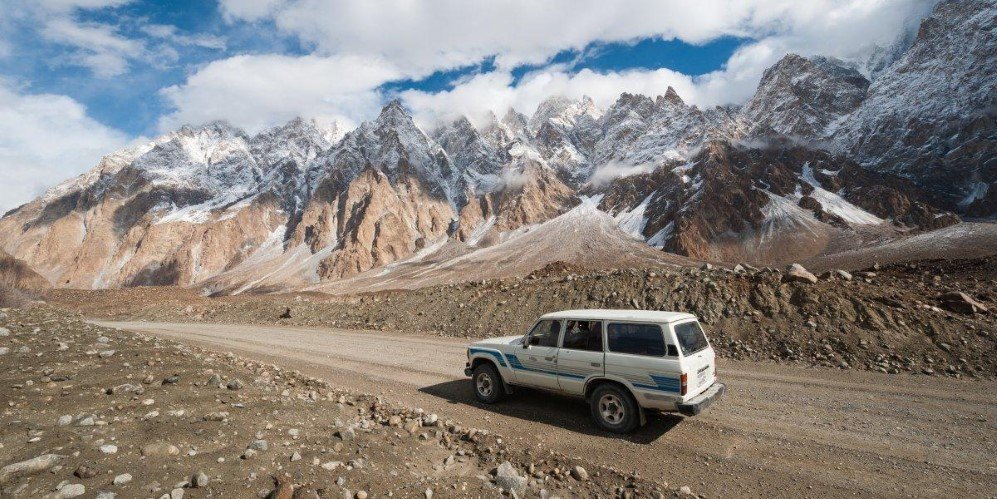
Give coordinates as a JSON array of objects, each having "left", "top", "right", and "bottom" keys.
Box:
[
  {"left": 0, "top": 0, "right": 991, "bottom": 293},
  {"left": 51, "top": 256, "right": 997, "bottom": 378},
  {"left": 834, "top": 0, "right": 997, "bottom": 214}
]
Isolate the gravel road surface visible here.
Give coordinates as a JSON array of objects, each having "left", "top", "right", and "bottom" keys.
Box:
[{"left": 97, "top": 321, "right": 997, "bottom": 498}]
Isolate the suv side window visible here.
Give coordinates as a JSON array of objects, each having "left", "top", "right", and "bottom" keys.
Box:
[
  {"left": 562, "top": 320, "right": 603, "bottom": 352},
  {"left": 607, "top": 323, "right": 666, "bottom": 356},
  {"left": 526, "top": 320, "right": 561, "bottom": 347}
]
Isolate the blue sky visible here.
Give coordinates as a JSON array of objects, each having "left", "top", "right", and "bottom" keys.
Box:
[
  {"left": 1, "top": 1, "right": 749, "bottom": 137},
  {"left": 1, "top": 0, "right": 293, "bottom": 136},
  {"left": 0, "top": 0, "right": 936, "bottom": 211}
]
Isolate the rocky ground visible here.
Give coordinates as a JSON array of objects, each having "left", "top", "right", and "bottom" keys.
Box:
[
  {"left": 53, "top": 257, "right": 996, "bottom": 379},
  {"left": 0, "top": 307, "right": 676, "bottom": 498}
]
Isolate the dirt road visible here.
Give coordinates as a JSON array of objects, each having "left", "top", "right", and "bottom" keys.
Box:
[{"left": 97, "top": 321, "right": 997, "bottom": 498}]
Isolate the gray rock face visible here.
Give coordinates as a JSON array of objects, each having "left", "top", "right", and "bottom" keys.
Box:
[
  {"left": 337, "top": 427, "right": 356, "bottom": 441},
  {"left": 56, "top": 483, "right": 86, "bottom": 498},
  {"left": 571, "top": 465, "right": 589, "bottom": 481},
  {"left": 203, "top": 411, "right": 229, "bottom": 422},
  {"left": 141, "top": 442, "right": 180, "bottom": 457},
  {"left": 834, "top": 0, "right": 997, "bottom": 214},
  {"left": 0, "top": 454, "right": 64, "bottom": 484},
  {"left": 494, "top": 461, "right": 527, "bottom": 495},
  {"left": 191, "top": 471, "right": 209, "bottom": 488},
  {"left": 743, "top": 54, "right": 869, "bottom": 138}
]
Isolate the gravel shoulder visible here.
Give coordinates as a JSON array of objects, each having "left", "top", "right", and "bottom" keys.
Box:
[
  {"left": 98, "top": 320, "right": 997, "bottom": 498},
  {"left": 1, "top": 307, "right": 671, "bottom": 498}
]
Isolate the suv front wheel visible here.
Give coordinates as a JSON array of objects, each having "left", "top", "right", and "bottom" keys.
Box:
[
  {"left": 590, "top": 384, "right": 640, "bottom": 433},
  {"left": 471, "top": 363, "right": 505, "bottom": 404}
]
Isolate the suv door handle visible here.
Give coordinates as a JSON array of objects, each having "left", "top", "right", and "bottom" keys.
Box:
[
  {"left": 590, "top": 362, "right": 601, "bottom": 367},
  {"left": 544, "top": 356, "right": 554, "bottom": 361}
]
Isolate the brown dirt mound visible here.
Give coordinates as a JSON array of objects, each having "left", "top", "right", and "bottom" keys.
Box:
[
  {"left": 0, "top": 250, "right": 50, "bottom": 307},
  {"left": 51, "top": 256, "right": 996, "bottom": 379}
]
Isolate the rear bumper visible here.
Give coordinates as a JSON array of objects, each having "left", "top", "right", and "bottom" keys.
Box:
[{"left": 677, "top": 382, "right": 725, "bottom": 416}]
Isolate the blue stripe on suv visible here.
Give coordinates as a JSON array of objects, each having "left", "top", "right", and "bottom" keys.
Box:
[
  {"left": 633, "top": 374, "right": 681, "bottom": 393},
  {"left": 469, "top": 348, "right": 507, "bottom": 367},
  {"left": 505, "top": 354, "right": 586, "bottom": 379}
]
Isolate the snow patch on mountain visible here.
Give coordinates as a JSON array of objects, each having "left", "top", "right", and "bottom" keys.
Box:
[{"left": 799, "top": 164, "right": 883, "bottom": 225}]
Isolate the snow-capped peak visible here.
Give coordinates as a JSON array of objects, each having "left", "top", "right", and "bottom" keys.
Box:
[
  {"left": 40, "top": 140, "right": 159, "bottom": 204},
  {"left": 377, "top": 99, "right": 414, "bottom": 126},
  {"left": 529, "top": 95, "right": 603, "bottom": 133},
  {"left": 742, "top": 53, "right": 869, "bottom": 138}
]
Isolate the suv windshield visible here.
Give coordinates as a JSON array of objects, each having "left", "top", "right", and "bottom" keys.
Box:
[{"left": 674, "top": 321, "right": 709, "bottom": 355}]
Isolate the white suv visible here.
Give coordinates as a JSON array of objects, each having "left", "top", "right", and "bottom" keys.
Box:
[{"left": 464, "top": 309, "right": 725, "bottom": 433}]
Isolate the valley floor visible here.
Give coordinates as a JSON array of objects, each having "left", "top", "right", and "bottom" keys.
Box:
[
  {"left": 96, "top": 319, "right": 997, "bottom": 498},
  {"left": 18, "top": 254, "right": 995, "bottom": 497},
  {"left": 1, "top": 308, "right": 666, "bottom": 498}
]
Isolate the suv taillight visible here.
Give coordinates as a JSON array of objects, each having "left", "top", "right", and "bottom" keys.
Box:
[{"left": 680, "top": 373, "right": 688, "bottom": 396}]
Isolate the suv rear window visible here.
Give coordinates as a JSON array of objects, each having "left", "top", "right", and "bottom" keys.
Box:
[
  {"left": 674, "top": 321, "right": 709, "bottom": 355},
  {"left": 606, "top": 323, "right": 665, "bottom": 356}
]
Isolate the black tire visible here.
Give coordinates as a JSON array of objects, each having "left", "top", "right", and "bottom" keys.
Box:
[
  {"left": 471, "top": 363, "right": 505, "bottom": 404},
  {"left": 589, "top": 383, "right": 640, "bottom": 433}
]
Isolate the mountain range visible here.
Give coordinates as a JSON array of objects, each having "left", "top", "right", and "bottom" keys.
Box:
[{"left": 1, "top": 0, "right": 994, "bottom": 293}]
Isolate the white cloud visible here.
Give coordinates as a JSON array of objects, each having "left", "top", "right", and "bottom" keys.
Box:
[
  {"left": 6, "top": 0, "right": 142, "bottom": 77},
  {"left": 219, "top": 0, "right": 285, "bottom": 22},
  {"left": 220, "top": 0, "right": 935, "bottom": 75},
  {"left": 158, "top": 54, "right": 407, "bottom": 133},
  {"left": 41, "top": 18, "right": 144, "bottom": 77},
  {"left": 36, "top": 0, "right": 132, "bottom": 12},
  {"left": 587, "top": 161, "right": 656, "bottom": 188},
  {"left": 0, "top": 82, "right": 133, "bottom": 213},
  {"left": 141, "top": 24, "right": 227, "bottom": 50},
  {"left": 401, "top": 67, "right": 700, "bottom": 128},
  {"left": 202, "top": 0, "right": 937, "bottom": 131},
  {"left": 10, "top": 0, "right": 226, "bottom": 78}
]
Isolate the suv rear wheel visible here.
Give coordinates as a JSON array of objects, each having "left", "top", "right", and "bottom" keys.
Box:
[
  {"left": 471, "top": 363, "right": 505, "bottom": 404},
  {"left": 590, "top": 384, "right": 640, "bottom": 433}
]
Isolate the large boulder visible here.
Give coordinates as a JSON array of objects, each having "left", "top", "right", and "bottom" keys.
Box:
[
  {"left": 0, "top": 454, "right": 64, "bottom": 484},
  {"left": 782, "top": 264, "right": 818, "bottom": 284},
  {"left": 937, "top": 292, "right": 988, "bottom": 314}
]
